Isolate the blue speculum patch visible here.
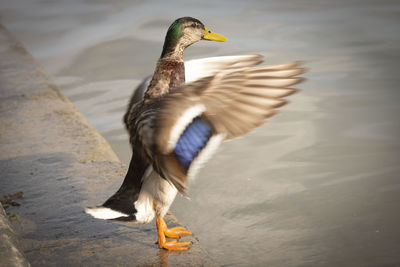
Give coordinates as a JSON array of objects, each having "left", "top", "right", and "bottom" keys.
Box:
[{"left": 174, "top": 117, "right": 211, "bottom": 169}]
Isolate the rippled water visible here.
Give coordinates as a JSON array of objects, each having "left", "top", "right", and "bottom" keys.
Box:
[{"left": 2, "top": 0, "right": 400, "bottom": 265}]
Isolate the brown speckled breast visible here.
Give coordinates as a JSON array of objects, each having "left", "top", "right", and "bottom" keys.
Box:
[
  {"left": 168, "top": 61, "right": 185, "bottom": 89},
  {"left": 145, "top": 60, "right": 185, "bottom": 99}
]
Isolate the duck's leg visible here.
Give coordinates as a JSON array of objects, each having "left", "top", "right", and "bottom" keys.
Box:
[{"left": 156, "top": 217, "right": 192, "bottom": 250}]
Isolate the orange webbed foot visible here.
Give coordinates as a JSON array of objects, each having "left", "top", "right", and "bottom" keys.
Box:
[
  {"left": 164, "top": 226, "right": 192, "bottom": 238},
  {"left": 162, "top": 239, "right": 191, "bottom": 251},
  {"left": 156, "top": 217, "right": 192, "bottom": 251}
]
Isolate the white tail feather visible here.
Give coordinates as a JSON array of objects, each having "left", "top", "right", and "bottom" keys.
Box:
[{"left": 85, "top": 206, "right": 129, "bottom": 220}]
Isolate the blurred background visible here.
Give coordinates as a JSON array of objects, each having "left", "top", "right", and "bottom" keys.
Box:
[{"left": 1, "top": 0, "right": 400, "bottom": 266}]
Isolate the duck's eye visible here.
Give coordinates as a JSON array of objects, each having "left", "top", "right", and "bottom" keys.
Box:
[{"left": 208, "top": 30, "right": 211, "bottom": 33}]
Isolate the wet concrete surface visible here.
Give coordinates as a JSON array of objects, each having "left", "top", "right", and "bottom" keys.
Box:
[{"left": 0, "top": 23, "right": 217, "bottom": 266}]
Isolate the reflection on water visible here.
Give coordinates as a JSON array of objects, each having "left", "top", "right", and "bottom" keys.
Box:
[
  {"left": 2, "top": 0, "right": 400, "bottom": 265},
  {"left": 159, "top": 250, "right": 169, "bottom": 267}
]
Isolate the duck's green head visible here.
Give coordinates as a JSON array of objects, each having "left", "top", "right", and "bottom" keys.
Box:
[{"left": 161, "top": 17, "right": 227, "bottom": 58}]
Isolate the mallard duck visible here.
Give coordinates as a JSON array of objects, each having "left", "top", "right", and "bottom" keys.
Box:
[{"left": 86, "top": 17, "right": 305, "bottom": 251}]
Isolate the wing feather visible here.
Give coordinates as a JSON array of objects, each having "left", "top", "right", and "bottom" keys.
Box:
[
  {"left": 185, "top": 54, "right": 263, "bottom": 82},
  {"left": 153, "top": 56, "right": 306, "bottom": 194}
]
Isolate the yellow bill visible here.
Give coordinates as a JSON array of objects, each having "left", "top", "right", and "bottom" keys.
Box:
[{"left": 202, "top": 26, "right": 228, "bottom": 42}]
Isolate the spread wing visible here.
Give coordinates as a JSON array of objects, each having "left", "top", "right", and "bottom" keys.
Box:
[
  {"left": 124, "top": 55, "right": 261, "bottom": 129},
  {"left": 153, "top": 57, "right": 306, "bottom": 194}
]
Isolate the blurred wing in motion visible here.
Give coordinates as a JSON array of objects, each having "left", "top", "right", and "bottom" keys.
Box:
[
  {"left": 153, "top": 56, "right": 306, "bottom": 194},
  {"left": 124, "top": 55, "right": 261, "bottom": 129}
]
